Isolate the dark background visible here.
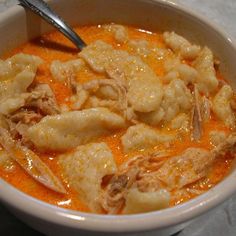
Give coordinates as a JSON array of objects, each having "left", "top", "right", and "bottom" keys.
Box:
[{"left": 0, "top": 204, "right": 43, "bottom": 236}]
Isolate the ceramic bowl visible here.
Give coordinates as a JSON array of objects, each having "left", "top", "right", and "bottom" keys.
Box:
[{"left": 1, "top": 0, "right": 236, "bottom": 235}]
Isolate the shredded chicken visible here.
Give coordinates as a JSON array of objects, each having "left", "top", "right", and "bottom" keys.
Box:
[
  {"left": 82, "top": 78, "right": 137, "bottom": 122},
  {"left": 191, "top": 86, "right": 202, "bottom": 141},
  {"left": 100, "top": 152, "right": 168, "bottom": 213},
  {"left": 0, "top": 83, "right": 60, "bottom": 145},
  {"left": 0, "top": 83, "right": 60, "bottom": 116},
  {"left": 26, "top": 84, "right": 60, "bottom": 115},
  {"left": 101, "top": 133, "right": 236, "bottom": 213}
]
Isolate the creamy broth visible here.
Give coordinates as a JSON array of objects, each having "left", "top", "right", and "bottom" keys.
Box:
[{"left": 0, "top": 24, "right": 235, "bottom": 214}]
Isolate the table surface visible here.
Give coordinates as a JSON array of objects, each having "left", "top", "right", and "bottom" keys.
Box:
[{"left": 1, "top": 0, "right": 236, "bottom": 235}]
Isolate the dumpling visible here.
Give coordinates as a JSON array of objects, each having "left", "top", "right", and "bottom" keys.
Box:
[
  {"left": 137, "top": 108, "right": 165, "bottom": 126},
  {"left": 50, "top": 59, "right": 84, "bottom": 82},
  {"left": 209, "top": 130, "right": 226, "bottom": 146},
  {"left": 59, "top": 142, "right": 117, "bottom": 212},
  {"left": 121, "top": 124, "right": 175, "bottom": 153},
  {"left": 0, "top": 149, "right": 15, "bottom": 171},
  {"left": 139, "top": 79, "right": 192, "bottom": 125},
  {"left": 165, "top": 63, "right": 199, "bottom": 85},
  {"left": 193, "top": 47, "right": 218, "bottom": 93},
  {"left": 27, "top": 108, "right": 126, "bottom": 151},
  {"left": 103, "top": 24, "right": 129, "bottom": 43},
  {"left": 80, "top": 40, "right": 163, "bottom": 112},
  {"left": 123, "top": 188, "right": 170, "bottom": 214},
  {"left": 0, "top": 53, "right": 43, "bottom": 80},
  {"left": 212, "top": 85, "right": 235, "bottom": 128},
  {"left": 79, "top": 40, "right": 113, "bottom": 73},
  {"left": 0, "top": 53, "right": 43, "bottom": 100},
  {"left": 161, "top": 79, "right": 193, "bottom": 122},
  {"left": 163, "top": 32, "right": 200, "bottom": 60},
  {"left": 80, "top": 40, "right": 158, "bottom": 83},
  {"left": 0, "top": 93, "right": 28, "bottom": 115},
  {"left": 128, "top": 39, "right": 151, "bottom": 58},
  {"left": 170, "top": 113, "right": 190, "bottom": 131},
  {"left": 127, "top": 78, "right": 163, "bottom": 113}
]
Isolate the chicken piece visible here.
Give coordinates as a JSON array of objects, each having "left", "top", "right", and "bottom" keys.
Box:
[
  {"left": 0, "top": 83, "right": 58, "bottom": 146},
  {"left": 102, "top": 133, "right": 236, "bottom": 213},
  {"left": 27, "top": 108, "right": 126, "bottom": 151},
  {"left": 193, "top": 47, "right": 218, "bottom": 93},
  {"left": 83, "top": 78, "right": 138, "bottom": 122},
  {"left": 101, "top": 152, "right": 169, "bottom": 213},
  {"left": 160, "top": 133, "right": 236, "bottom": 190},
  {"left": 163, "top": 32, "right": 200, "bottom": 60},
  {"left": 121, "top": 124, "right": 175, "bottom": 153},
  {"left": 59, "top": 142, "right": 117, "bottom": 212},
  {"left": 201, "top": 96, "right": 211, "bottom": 122},
  {"left": 191, "top": 86, "right": 202, "bottom": 141},
  {"left": 0, "top": 127, "right": 66, "bottom": 193},
  {"left": 212, "top": 85, "right": 235, "bottom": 128},
  {"left": 101, "top": 165, "right": 140, "bottom": 214},
  {"left": 10, "top": 111, "right": 42, "bottom": 125},
  {"left": 26, "top": 84, "right": 60, "bottom": 115},
  {"left": 70, "top": 84, "right": 89, "bottom": 110},
  {"left": 79, "top": 40, "right": 163, "bottom": 113},
  {"left": 156, "top": 148, "right": 213, "bottom": 189},
  {"left": 0, "top": 83, "right": 60, "bottom": 116},
  {"left": 83, "top": 78, "right": 128, "bottom": 113},
  {"left": 103, "top": 24, "right": 129, "bottom": 43}
]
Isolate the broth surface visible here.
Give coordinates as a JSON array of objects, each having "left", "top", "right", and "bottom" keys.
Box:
[{"left": 0, "top": 25, "right": 235, "bottom": 214}]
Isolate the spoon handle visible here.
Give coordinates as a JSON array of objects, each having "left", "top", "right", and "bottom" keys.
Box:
[{"left": 18, "top": 0, "right": 86, "bottom": 50}]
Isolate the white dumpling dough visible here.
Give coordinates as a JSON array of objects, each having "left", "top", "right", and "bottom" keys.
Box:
[
  {"left": 59, "top": 142, "right": 117, "bottom": 212},
  {"left": 212, "top": 85, "right": 235, "bottom": 128},
  {"left": 121, "top": 124, "right": 175, "bottom": 153},
  {"left": 27, "top": 108, "right": 126, "bottom": 151},
  {"left": 123, "top": 188, "right": 170, "bottom": 214}
]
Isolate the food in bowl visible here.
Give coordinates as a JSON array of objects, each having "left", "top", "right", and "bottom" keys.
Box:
[{"left": 0, "top": 23, "right": 235, "bottom": 215}]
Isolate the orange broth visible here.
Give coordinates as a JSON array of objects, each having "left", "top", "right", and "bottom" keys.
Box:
[{"left": 0, "top": 25, "right": 234, "bottom": 212}]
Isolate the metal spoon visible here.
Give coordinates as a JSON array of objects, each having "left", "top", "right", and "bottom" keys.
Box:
[{"left": 18, "top": 0, "right": 87, "bottom": 50}]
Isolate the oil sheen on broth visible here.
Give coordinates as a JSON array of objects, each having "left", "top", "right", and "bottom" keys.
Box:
[{"left": 0, "top": 24, "right": 235, "bottom": 214}]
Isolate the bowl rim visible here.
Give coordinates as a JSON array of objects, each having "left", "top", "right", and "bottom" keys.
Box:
[{"left": 1, "top": 0, "right": 236, "bottom": 233}]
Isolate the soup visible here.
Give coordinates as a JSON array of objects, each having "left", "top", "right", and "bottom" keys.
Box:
[{"left": 0, "top": 24, "right": 235, "bottom": 214}]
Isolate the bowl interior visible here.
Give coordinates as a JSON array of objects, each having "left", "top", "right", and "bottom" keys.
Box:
[
  {"left": 1, "top": 0, "right": 236, "bottom": 88},
  {"left": 1, "top": 0, "right": 236, "bottom": 233}
]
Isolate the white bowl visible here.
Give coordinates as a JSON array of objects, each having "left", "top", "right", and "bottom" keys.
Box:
[{"left": 1, "top": 0, "right": 236, "bottom": 235}]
